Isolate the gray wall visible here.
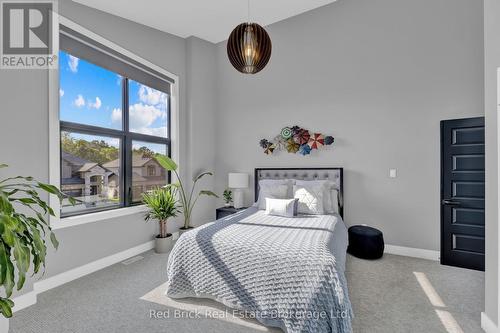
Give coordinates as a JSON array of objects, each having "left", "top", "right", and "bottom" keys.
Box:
[
  {"left": 484, "top": 0, "right": 500, "bottom": 326},
  {"left": 0, "top": 69, "right": 50, "bottom": 296},
  {"left": 214, "top": 0, "right": 484, "bottom": 251},
  {"left": 185, "top": 36, "right": 218, "bottom": 226}
]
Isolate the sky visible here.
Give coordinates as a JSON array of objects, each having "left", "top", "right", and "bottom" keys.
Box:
[{"left": 59, "top": 51, "right": 169, "bottom": 153}]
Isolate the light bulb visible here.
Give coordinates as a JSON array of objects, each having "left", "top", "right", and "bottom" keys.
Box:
[{"left": 245, "top": 45, "right": 254, "bottom": 57}]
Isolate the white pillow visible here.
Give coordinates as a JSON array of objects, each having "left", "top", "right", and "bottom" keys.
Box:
[
  {"left": 295, "top": 180, "right": 338, "bottom": 214},
  {"left": 330, "top": 189, "right": 339, "bottom": 214},
  {"left": 293, "top": 185, "right": 325, "bottom": 215},
  {"left": 265, "top": 198, "right": 298, "bottom": 217},
  {"left": 255, "top": 184, "right": 289, "bottom": 210},
  {"left": 258, "top": 179, "right": 294, "bottom": 198}
]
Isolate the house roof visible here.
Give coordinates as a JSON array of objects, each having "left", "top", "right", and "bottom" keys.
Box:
[
  {"left": 77, "top": 162, "right": 99, "bottom": 172},
  {"left": 102, "top": 159, "right": 119, "bottom": 168},
  {"left": 133, "top": 172, "right": 147, "bottom": 182},
  {"left": 62, "top": 151, "right": 90, "bottom": 167},
  {"left": 103, "top": 154, "right": 159, "bottom": 169},
  {"left": 63, "top": 152, "right": 114, "bottom": 174}
]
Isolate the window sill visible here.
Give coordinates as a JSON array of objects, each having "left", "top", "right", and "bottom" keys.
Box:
[{"left": 51, "top": 205, "right": 148, "bottom": 230}]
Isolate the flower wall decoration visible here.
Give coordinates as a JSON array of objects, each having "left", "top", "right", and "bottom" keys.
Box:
[{"left": 259, "top": 126, "right": 334, "bottom": 156}]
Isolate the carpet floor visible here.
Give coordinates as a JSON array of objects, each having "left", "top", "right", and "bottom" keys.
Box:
[{"left": 10, "top": 251, "right": 484, "bottom": 333}]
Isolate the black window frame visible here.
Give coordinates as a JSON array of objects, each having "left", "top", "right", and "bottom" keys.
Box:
[{"left": 59, "top": 37, "right": 172, "bottom": 218}]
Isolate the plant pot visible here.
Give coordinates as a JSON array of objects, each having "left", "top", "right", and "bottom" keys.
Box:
[
  {"left": 154, "top": 234, "right": 173, "bottom": 254},
  {"left": 224, "top": 203, "right": 231, "bottom": 207},
  {"left": 0, "top": 316, "right": 8, "bottom": 333},
  {"left": 179, "top": 226, "right": 194, "bottom": 237}
]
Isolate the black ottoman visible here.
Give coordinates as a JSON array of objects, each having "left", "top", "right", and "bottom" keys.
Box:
[{"left": 347, "top": 225, "right": 384, "bottom": 259}]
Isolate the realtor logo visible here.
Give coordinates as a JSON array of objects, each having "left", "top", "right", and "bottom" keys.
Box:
[{"left": 1, "top": 1, "right": 57, "bottom": 69}]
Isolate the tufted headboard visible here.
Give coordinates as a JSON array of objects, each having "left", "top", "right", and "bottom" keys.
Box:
[{"left": 254, "top": 168, "right": 344, "bottom": 218}]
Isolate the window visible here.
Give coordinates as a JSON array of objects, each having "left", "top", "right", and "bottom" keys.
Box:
[
  {"left": 147, "top": 166, "right": 156, "bottom": 177},
  {"left": 131, "top": 141, "right": 167, "bottom": 202},
  {"left": 59, "top": 28, "right": 173, "bottom": 217},
  {"left": 60, "top": 131, "right": 121, "bottom": 215}
]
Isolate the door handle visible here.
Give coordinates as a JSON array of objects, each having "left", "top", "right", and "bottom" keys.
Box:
[{"left": 442, "top": 199, "right": 461, "bottom": 206}]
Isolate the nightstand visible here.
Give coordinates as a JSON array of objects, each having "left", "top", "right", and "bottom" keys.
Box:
[{"left": 216, "top": 206, "right": 247, "bottom": 220}]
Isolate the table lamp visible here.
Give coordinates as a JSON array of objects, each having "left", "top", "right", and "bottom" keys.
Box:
[{"left": 228, "top": 173, "right": 249, "bottom": 209}]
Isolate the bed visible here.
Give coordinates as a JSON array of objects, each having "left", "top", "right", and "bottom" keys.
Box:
[{"left": 165, "top": 168, "right": 353, "bottom": 333}]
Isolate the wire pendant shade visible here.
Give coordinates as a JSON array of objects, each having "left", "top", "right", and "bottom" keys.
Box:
[{"left": 227, "top": 23, "right": 272, "bottom": 74}]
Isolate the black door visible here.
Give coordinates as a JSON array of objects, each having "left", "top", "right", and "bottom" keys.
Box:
[{"left": 441, "top": 117, "right": 485, "bottom": 271}]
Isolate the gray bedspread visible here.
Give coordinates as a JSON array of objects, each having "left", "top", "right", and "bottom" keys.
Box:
[{"left": 165, "top": 207, "right": 353, "bottom": 333}]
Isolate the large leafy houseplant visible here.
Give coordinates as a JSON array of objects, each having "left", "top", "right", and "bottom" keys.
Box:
[
  {"left": 142, "top": 186, "right": 179, "bottom": 253},
  {"left": 142, "top": 187, "right": 179, "bottom": 238},
  {"left": 0, "top": 164, "right": 74, "bottom": 318},
  {"left": 154, "top": 155, "right": 218, "bottom": 230}
]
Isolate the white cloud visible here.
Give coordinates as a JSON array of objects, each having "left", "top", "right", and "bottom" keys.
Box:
[
  {"left": 139, "top": 85, "right": 166, "bottom": 106},
  {"left": 128, "top": 103, "right": 167, "bottom": 137},
  {"left": 129, "top": 103, "right": 163, "bottom": 128},
  {"left": 59, "top": 89, "right": 64, "bottom": 97},
  {"left": 116, "top": 74, "right": 122, "bottom": 85},
  {"left": 110, "top": 103, "right": 166, "bottom": 137},
  {"left": 105, "top": 139, "right": 120, "bottom": 148},
  {"left": 88, "top": 96, "right": 102, "bottom": 109},
  {"left": 131, "top": 126, "right": 167, "bottom": 137},
  {"left": 68, "top": 55, "right": 79, "bottom": 73},
  {"left": 111, "top": 108, "right": 122, "bottom": 123},
  {"left": 74, "top": 94, "right": 85, "bottom": 108},
  {"left": 132, "top": 143, "right": 143, "bottom": 150}
]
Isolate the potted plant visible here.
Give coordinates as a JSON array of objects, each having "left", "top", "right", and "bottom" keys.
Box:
[
  {"left": 142, "top": 186, "right": 179, "bottom": 253},
  {"left": 153, "top": 155, "right": 218, "bottom": 235},
  {"left": 0, "top": 164, "right": 74, "bottom": 331},
  {"left": 223, "top": 189, "right": 233, "bottom": 207}
]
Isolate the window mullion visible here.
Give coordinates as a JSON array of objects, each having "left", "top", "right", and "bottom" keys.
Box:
[{"left": 123, "top": 77, "right": 132, "bottom": 207}]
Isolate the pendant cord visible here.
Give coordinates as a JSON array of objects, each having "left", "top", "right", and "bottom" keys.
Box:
[{"left": 247, "top": 0, "right": 250, "bottom": 23}]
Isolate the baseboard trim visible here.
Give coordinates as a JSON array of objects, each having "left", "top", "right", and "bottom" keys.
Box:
[
  {"left": 13, "top": 240, "right": 154, "bottom": 312},
  {"left": 385, "top": 244, "right": 440, "bottom": 261},
  {"left": 481, "top": 312, "right": 499, "bottom": 333},
  {"left": 11, "top": 291, "right": 37, "bottom": 312}
]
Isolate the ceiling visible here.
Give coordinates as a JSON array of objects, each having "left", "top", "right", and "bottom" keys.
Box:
[{"left": 71, "top": 0, "right": 337, "bottom": 43}]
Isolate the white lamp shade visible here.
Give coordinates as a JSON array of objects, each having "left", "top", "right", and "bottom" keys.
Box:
[{"left": 228, "top": 173, "right": 249, "bottom": 189}]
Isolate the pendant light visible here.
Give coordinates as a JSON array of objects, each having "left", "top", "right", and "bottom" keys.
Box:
[{"left": 227, "top": 0, "right": 272, "bottom": 74}]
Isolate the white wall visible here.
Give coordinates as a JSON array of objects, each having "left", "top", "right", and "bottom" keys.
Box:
[
  {"left": 214, "top": 0, "right": 484, "bottom": 251},
  {"left": 484, "top": 0, "right": 500, "bottom": 327}
]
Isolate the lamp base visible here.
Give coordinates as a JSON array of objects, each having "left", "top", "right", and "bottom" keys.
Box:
[{"left": 233, "top": 189, "right": 244, "bottom": 209}]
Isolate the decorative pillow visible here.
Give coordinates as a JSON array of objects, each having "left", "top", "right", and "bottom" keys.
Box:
[
  {"left": 293, "top": 185, "right": 325, "bottom": 215},
  {"left": 265, "top": 198, "right": 299, "bottom": 217},
  {"left": 255, "top": 184, "right": 289, "bottom": 210},
  {"left": 258, "top": 179, "right": 295, "bottom": 198},
  {"left": 295, "top": 180, "right": 338, "bottom": 214},
  {"left": 330, "top": 189, "right": 339, "bottom": 214},
  {"left": 259, "top": 179, "right": 291, "bottom": 185}
]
